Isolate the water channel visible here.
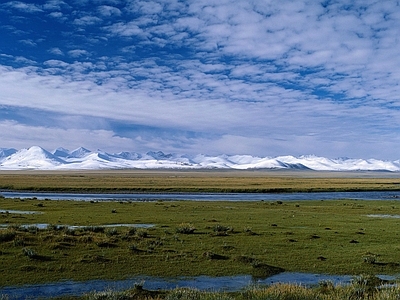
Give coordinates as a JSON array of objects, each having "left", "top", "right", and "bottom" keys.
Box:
[
  {"left": 2, "top": 190, "right": 400, "bottom": 201},
  {"left": 0, "top": 273, "right": 360, "bottom": 299}
]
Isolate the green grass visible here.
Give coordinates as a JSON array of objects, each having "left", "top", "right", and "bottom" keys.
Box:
[{"left": 2, "top": 197, "right": 400, "bottom": 287}]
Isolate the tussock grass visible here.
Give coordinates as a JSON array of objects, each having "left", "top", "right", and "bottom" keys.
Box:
[
  {"left": 3, "top": 194, "right": 400, "bottom": 287},
  {"left": 176, "top": 223, "right": 197, "bottom": 234},
  {"left": 0, "top": 230, "right": 15, "bottom": 242}
]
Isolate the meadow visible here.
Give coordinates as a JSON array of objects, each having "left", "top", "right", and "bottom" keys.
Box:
[
  {"left": 0, "top": 169, "right": 400, "bottom": 192},
  {"left": 2, "top": 170, "right": 400, "bottom": 299}
]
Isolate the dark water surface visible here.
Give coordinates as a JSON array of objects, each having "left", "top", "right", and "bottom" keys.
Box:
[
  {"left": 0, "top": 273, "right": 361, "bottom": 299},
  {"left": 2, "top": 190, "right": 400, "bottom": 201}
]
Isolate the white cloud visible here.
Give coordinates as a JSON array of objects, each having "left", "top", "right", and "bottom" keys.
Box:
[
  {"left": 48, "top": 11, "right": 67, "bottom": 21},
  {"left": 105, "top": 21, "right": 148, "bottom": 38},
  {"left": 43, "top": 59, "right": 69, "bottom": 68},
  {"left": 73, "top": 15, "right": 102, "bottom": 26},
  {"left": 1, "top": 59, "right": 400, "bottom": 157},
  {"left": 125, "top": 1, "right": 163, "bottom": 15},
  {"left": 2, "top": 1, "right": 43, "bottom": 13},
  {"left": 0, "top": 120, "right": 136, "bottom": 153},
  {"left": 19, "top": 39, "right": 37, "bottom": 47},
  {"left": 48, "top": 48, "right": 64, "bottom": 56},
  {"left": 2, "top": 0, "right": 400, "bottom": 159},
  {"left": 43, "top": 0, "right": 69, "bottom": 11},
  {"left": 67, "top": 49, "right": 90, "bottom": 58},
  {"left": 98, "top": 5, "right": 121, "bottom": 17},
  {"left": 13, "top": 56, "right": 37, "bottom": 65}
]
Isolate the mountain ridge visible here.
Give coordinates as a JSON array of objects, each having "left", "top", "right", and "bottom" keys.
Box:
[{"left": 0, "top": 146, "right": 399, "bottom": 171}]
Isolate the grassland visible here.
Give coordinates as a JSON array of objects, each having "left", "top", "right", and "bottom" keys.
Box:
[
  {"left": 2, "top": 196, "right": 400, "bottom": 288},
  {"left": 0, "top": 169, "right": 400, "bottom": 192},
  {"left": 2, "top": 170, "right": 400, "bottom": 299}
]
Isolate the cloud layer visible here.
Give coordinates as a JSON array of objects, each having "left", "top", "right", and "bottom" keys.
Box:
[{"left": 1, "top": 0, "right": 400, "bottom": 159}]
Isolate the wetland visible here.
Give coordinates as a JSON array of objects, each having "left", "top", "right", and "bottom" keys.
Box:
[{"left": 2, "top": 170, "right": 400, "bottom": 298}]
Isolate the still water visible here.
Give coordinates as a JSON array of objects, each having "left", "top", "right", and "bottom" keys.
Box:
[
  {"left": 0, "top": 273, "right": 363, "bottom": 299},
  {"left": 2, "top": 190, "right": 400, "bottom": 201}
]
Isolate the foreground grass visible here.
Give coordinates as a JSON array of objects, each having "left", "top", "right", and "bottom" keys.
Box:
[
  {"left": 2, "top": 197, "right": 400, "bottom": 288},
  {"left": 1, "top": 170, "right": 400, "bottom": 192}
]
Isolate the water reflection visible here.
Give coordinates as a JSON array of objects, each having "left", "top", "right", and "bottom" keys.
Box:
[
  {"left": 0, "top": 223, "right": 154, "bottom": 230},
  {"left": 0, "top": 209, "right": 41, "bottom": 214},
  {"left": 2, "top": 191, "right": 400, "bottom": 201},
  {"left": 0, "top": 273, "right": 358, "bottom": 299},
  {"left": 367, "top": 214, "right": 400, "bottom": 219}
]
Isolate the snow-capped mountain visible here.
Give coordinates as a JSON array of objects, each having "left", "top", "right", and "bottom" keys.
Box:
[
  {"left": 0, "top": 146, "right": 400, "bottom": 171},
  {"left": 1, "top": 146, "right": 66, "bottom": 169},
  {"left": 68, "top": 147, "right": 92, "bottom": 158},
  {"left": 0, "top": 148, "right": 17, "bottom": 158}
]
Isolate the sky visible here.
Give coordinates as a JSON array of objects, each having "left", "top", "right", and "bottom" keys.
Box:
[{"left": 1, "top": 0, "right": 400, "bottom": 159}]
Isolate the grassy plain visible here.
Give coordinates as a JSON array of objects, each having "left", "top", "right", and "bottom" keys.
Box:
[
  {"left": 1, "top": 170, "right": 400, "bottom": 291},
  {"left": 0, "top": 169, "right": 400, "bottom": 192},
  {"left": 2, "top": 197, "right": 400, "bottom": 287}
]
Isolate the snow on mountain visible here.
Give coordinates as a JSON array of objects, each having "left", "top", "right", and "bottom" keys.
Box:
[
  {"left": 0, "top": 148, "right": 17, "bottom": 160},
  {"left": 68, "top": 147, "right": 92, "bottom": 158},
  {"left": 52, "top": 147, "right": 70, "bottom": 158},
  {"left": 145, "top": 151, "right": 173, "bottom": 160},
  {"left": 112, "top": 151, "right": 142, "bottom": 160},
  {"left": 0, "top": 146, "right": 66, "bottom": 169},
  {"left": 1, "top": 146, "right": 400, "bottom": 171},
  {"left": 59, "top": 152, "right": 121, "bottom": 170}
]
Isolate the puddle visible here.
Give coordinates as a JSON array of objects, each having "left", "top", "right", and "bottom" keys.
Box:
[
  {"left": 0, "top": 223, "right": 154, "bottom": 230},
  {"left": 367, "top": 214, "right": 400, "bottom": 219},
  {"left": 0, "top": 273, "right": 359, "bottom": 299},
  {"left": 0, "top": 209, "right": 42, "bottom": 214}
]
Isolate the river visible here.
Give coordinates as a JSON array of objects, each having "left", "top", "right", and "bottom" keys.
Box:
[
  {"left": 0, "top": 273, "right": 369, "bottom": 299},
  {"left": 2, "top": 190, "right": 400, "bottom": 201}
]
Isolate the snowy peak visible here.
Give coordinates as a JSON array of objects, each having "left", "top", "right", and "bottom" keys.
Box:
[
  {"left": 0, "top": 146, "right": 400, "bottom": 171},
  {"left": 69, "top": 147, "right": 91, "bottom": 158},
  {"left": 146, "top": 151, "right": 173, "bottom": 160},
  {"left": 1, "top": 146, "right": 66, "bottom": 169},
  {"left": 15, "top": 146, "right": 63, "bottom": 161},
  {"left": 113, "top": 151, "right": 142, "bottom": 160},
  {"left": 0, "top": 148, "right": 17, "bottom": 159},
  {"left": 52, "top": 147, "right": 70, "bottom": 158}
]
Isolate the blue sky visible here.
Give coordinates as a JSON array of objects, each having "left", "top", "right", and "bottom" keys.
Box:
[{"left": 1, "top": 0, "right": 400, "bottom": 159}]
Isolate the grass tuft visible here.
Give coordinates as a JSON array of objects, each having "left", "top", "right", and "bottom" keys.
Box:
[
  {"left": 82, "top": 226, "right": 105, "bottom": 233},
  {"left": 176, "top": 223, "right": 197, "bottom": 234},
  {"left": 0, "top": 230, "right": 16, "bottom": 243},
  {"left": 212, "top": 224, "right": 233, "bottom": 236}
]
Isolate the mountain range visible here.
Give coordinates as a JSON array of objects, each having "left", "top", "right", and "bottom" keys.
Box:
[{"left": 0, "top": 146, "right": 399, "bottom": 171}]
